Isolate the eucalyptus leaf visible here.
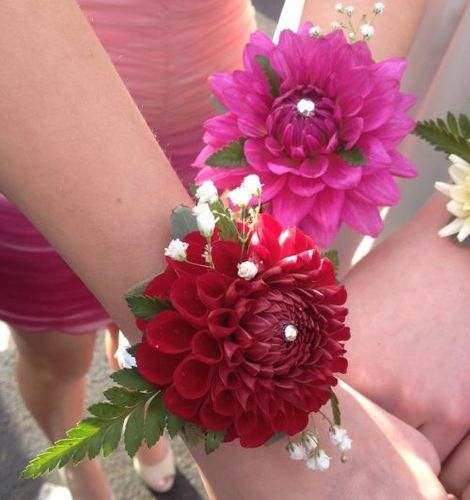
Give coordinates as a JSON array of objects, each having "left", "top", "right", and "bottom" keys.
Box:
[{"left": 171, "top": 205, "right": 199, "bottom": 239}]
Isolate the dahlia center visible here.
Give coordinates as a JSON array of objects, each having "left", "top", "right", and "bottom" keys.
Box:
[{"left": 296, "top": 98, "right": 315, "bottom": 117}]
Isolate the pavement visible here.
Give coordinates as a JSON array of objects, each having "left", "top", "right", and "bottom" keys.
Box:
[{"left": 0, "top": 3, "right": 281, "bottom": 499}]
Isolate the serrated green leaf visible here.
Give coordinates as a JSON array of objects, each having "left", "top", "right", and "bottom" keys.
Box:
[
  {"left": 171, "top": 205, "right": 199, "bottom": 239},
  {"left": 125, "top": 278, "right": 152, "bottom": 298},
  {"left": 125, "top": 295, "right": 172, "bottom": 322},
  {"left": 166, "top": 412, "right": 184, "bottom": 438},
  {"left": 144, "top": 393, "right": 166, "bottom": 447},
  {"left": 110, "top": 368, "right": 156, "bottom": 392},
  {"left": 210, "top": 94, "right": 228, "bottom": 114},
  {"left": 336, "top": 147, "right": 367, "bottom": 166},
  {"left": 264, "top": 432, "right": 286, "bottom": 446},
  {"left": 71, "top": 445, "right": 87, "bottom": 466},
  {"left": 256, "top": 55, "right": 281, "bottom": 97},
  {"left": 210, "top": 199, "right": 239, "bottom": 241},
  {"left": 124, "top": 404, "right": 145, "bottom": 457},
  {"left": 330, "top": 389, "right": 341, "bottom": 427},
  {"left": 88, "top": 403, "right": 128, "bottom": 419},
  {"left": 204, "top": 430, "right": 226, "bottom": 454},
  {"left": 126, "top": 344, "right": 138, "bottom": 357},
  {"left": 447, "top": 112, "right": 459, "bottom": 136},
  {"left": 414, "top": 118, "right": 470, "bottom": 163},
  {"left": 104, "top": 386, "right": 147, "bottom": 407},
  {"left": 206, "top": 139, "right": 247, "bottom": 168},
  {"left": 102, "top": 419, "right": 124, "bottom": 458},
  {"left": 320, "top": 249, "right": 340, "bottom": 276},
  {"left": 459, "top": 114, "right": 470, "bottom": 139}
]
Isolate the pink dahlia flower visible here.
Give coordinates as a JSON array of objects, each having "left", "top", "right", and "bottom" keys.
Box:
[{"left": 195, "top": 24, "right": 416, "bottom": 247}]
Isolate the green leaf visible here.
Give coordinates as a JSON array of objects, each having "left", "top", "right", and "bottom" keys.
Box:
[
  {"left": 210, "top": 94, "right": 228, "bottom": 114},
  {"left": 414, "top": 117, "right": 470, "bottom": 163},
  {"left": 210, "top": 199, "right": 239, "bottom": 241},
  {"left": 124, "top": 403, "right": 145, "bottom": 457},
  {"left": 256, "top": 55, "right": 281, "bottom": 98},
  {"left": 126, "top": 344, "right": 138, "bottom": 358},
  {"left": 320, "top": 249, "right": 340, "bottom": 276},
  {"left": 166, "top": 412, "right": 184, "bottom": 439},
  {"left": 204, "top": 430, "right": 226, "bottom": 454},
  {"left": 110, "top": 368, "right": 155, "bottom": 392},
  {"left": 125, "top": 294, "right": 172, "bottom": 322},
  {"left": 206, "top": 139, "right": 247, "bottom": 168},
  {"left": 102, "top": 419, "right": 124, "bottom": 458},
  {"left": 125, "top": 278, "right": 152, "bottom": 298},
  {"left": 104, "top": 386, "right": 147, "bottom": 407},
  {"left": 264, "top": 432, "right": 286, "bottom": 446},
  {"left": 459, "top": 113, "right": 470, "bottom": 139},
  {"left": 330, "top": 389, "right": 341, "bottom": 427},
  {"left": 88, "top": 403, "right": 128, "bottom": 419},
  {"left": 447, "top": 112, "right": 459, "bottom": 136},
  {"left": 182, "top": 423, "right": 205, "bottom": 447},
  {"left": 144, "top": 393, "right": 166, "bottom": 447},
  {"left": 336, "top": 146, "right": 367, "bottom": 166},
  {"left": 171, "top": 205, "right": 199, "bottom": 240}
]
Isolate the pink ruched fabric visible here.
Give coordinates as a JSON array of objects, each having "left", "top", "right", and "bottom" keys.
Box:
[{"left": 0, "top": 0, "right": 256, "bottom": 333}]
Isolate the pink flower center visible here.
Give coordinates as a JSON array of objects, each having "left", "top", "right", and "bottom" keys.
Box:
[{"left": 266, "top": 86, "right": 340, "bottom": 159}]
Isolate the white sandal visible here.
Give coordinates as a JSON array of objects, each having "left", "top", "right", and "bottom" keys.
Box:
[{"left": 133, "top": 447, "right": 176, "bottom": 493}]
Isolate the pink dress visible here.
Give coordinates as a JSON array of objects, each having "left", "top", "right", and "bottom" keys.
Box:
[{"left": 0, "top": 0, "right": 256, "bottom": 333}]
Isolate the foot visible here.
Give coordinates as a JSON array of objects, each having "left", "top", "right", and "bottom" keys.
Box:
[{"left": 133, "top": 438, "right": 176, "bottom": 493}]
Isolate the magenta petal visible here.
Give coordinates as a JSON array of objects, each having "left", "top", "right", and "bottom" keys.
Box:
[
  {"left": 323, "top": 158, "right": 362, "bottom": 189},
  {"left": 244, "top": 138, "right": 272, "bottom": 171},
  {"left": 373, "top": 57, "right": 407, "bottom": 80},
  {"left": 299, "top": 157, "right": 329, "bottom": 178},
  {"left": 358, "top": 136, "right": 391, "bottom": 165},
  {"left": 238, "top": 116, "right": 267, "bottom": 137},
  {"left": 388, "top": 151, "right": 417, "bottom": 178},
  {"left": 270, "top": 191, "right": 314, "bottom": 227},
  {"left": 340, "top": 117, "right": 364, "bottom": 148},
  {"left": 311, "top": 187, "right": 344, "bottom": 232},
  {"left": 300, "top": 216, "right": 337, "bottom": 249},
  {"left": 204, "top": 113, "right": 241, "bottom": 146},
  {"left": 288, "top": 176, "right": 324, "bottom": 196},
  {"left": 209, "top": 72, "right": 235, "bottom": 106},
  {"left": 352, "top": 172, "right": 400, "bottom": 205},
  {"left": 260, "top": 174, "right": 287, "bottom": 201},
  {"left": 342, "top": 197, "right": 383, "bottom": 236}
]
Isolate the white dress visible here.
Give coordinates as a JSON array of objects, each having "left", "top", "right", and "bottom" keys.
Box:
[{"left": 277, "top": 0, "right": 470, "bottom": 275}]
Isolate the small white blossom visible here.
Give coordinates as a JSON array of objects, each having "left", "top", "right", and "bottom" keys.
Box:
[
  {"left": 297, "top": 98, "right": 316, "bottom": 117},
  {"left": 241, "top": 174, "right": 262, "bottom": 196},
  {"left": 301, "top": 432, "right": 318, "bottom": 452},
  {"left": 193, "top": 202, "right": 212, "bottom": 216},
  {"left": 329, "top": 425, "right": 349, "bottom": 447},
  {"left": 287, "top": 442, "right": 308, "bottom": 461},
  {"left": 338, "top": 436, "right": 353, "bottom": 453},
  {"left": 334, "top": 3, "right": 344, "bottom": 13},
  {"left": 195, "top": 180, "right": 218, "bottom": 204},
  {"left": 197, "top": 210, "right": 216, "bottom": 238},
  {"left": 435, "top": 154, "right": 470, "bottom": 242},
  {"left": 237, "top": 261, "right": 258, "bottom": 280},
  {"left": 330, "top": 21, "right": 342, "bottom": 31},
  {"left": 345, "top": 5, "right": 355, "bottom": 16},
  {"left": 360, "top": 23, "right": 375, "bottom": 39},
  {"left": 306, "top": 449, "right": 330, "bottom": 471},
  {"left": 164, "top": 239, "right": 188, "bottom": 261},
  {"left": 373, "top": 2, "right": 385, "bottom": 14},
  {"left": 229, "top": 187, "right": 252, "bottom": 208},
  {"left": 308, "top": 25, "right": 322, "bottom": 37},
  {"left": 348, "top": 31, "right": 357, "bottom": 41}
]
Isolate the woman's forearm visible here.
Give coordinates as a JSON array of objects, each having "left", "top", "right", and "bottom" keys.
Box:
[
  {"left": 301, "top": 0, "right": 426, "bottom": 60},
  {"left": 0, "top": 0, "right": 191, "bottom": 342}
]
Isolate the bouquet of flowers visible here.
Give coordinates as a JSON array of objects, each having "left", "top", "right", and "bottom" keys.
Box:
[{"left": 22, "top": 2, "right": 416, "bottom": 479}]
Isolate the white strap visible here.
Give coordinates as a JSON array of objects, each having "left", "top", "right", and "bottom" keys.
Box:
[{"left": 273, "top": 0, "right": 306, "bottom": 43}]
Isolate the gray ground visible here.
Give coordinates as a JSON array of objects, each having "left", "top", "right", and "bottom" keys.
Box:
[{"left": 0, "top": 3, "right": 281, "bottom": 500}]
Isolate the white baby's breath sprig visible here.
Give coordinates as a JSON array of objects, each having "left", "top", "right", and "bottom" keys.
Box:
[
  {"left": 360, "top": 23, "right": 375, "bottom": 40},
  {"left": 301, "top": 431, "right": 319, "bottom": 452},
  {"left": 435, "top": 154, "right": 470, "bottom": 242},
  {"left": 229, "top": 186, "right": 252, "bottom": 208},
  {"left": 287, "top": 441, "right": 308, "bottom": 461},
  {"left": 345, "top": 5, "right": 355, "bottom": 17},
  {"left": 334, "top": 3, "right": 344, "bottom": 13},
  {"left": 308, "top": 25, "right": 323, "bottom": 37},
  {"left": 241, "top": 174, "right": 262, "bottom": 197},
  {"left": 237, "top": 261, "right": 258, "bottom": 280},
  {"left": 195, "top": 180, "right": 218, "bottom": 204},
  {"left": 164, "top": 239, "right": 188, "bottom": 262},
  {"left": 305, "top": 449, "right": 331, "bottom": 471},
  {"left": 373, "top": 2, "right": 385, "bottom": 14},
  {"left": 330, "top": 21, "right": 342, "bottom": 31}
]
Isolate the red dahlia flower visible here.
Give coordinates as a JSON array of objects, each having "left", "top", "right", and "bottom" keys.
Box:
[
  {"left": 136, "top": 214, "right": 349, "bottom": 447},
  {"left": 195, "top": 24, "right": 416, "bottom": 247}
]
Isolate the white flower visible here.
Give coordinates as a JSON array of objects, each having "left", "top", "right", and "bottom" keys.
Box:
[
  {"left": 435, "top": 155, "right": 470, "bottom": 242},
  {"left": 306, "top": 449, "right": 330, "bottom": 471},
  {"left": 301, "top": 432, "right": 318, "bottom": 452},
  {"left": 329, "top": 425, "right": 349, "bottom": 447},
  {"left": 373, "top": 2, "right": 385, "bottom": 14},
  {"left": 164, "top": 239, "right": 188, "bottom": 261},
  {"left": 345, "top": 5, "right": 355, "bottom": 16},
  {"left": 330, "top": 21, "right": 342, "bottom": 31},
  {"left": 360, "top": 23, "right": 375, "bottom": 39},
  {"left": 229, "top": 187, "right": 252, "bottom": 208},
  {"left": 334, "top": 3, "right": 344, "bottom": 13},
  {"left": 197, "top": 210, "right": 216, "bottom": 238},
  {"left": 241, "top": 174, "right": 262, "bottom": 196},
  {"left": 287, "top": 442, "right": 308, "bottom": 461},
  {"left": 193, "top": 202, "right": 212, "bottom": 216},
  {"left": 308, "top": 25, "right": 322, "bottom": 37},
  {"left": 338, "top": 436, "right": 353, "bottom": 453},
  {"left": 195, "top": 180, "right": 218, "bottom": 204},
  {"left": 237, "top": 261, "right": 258, "bottom": 280}
]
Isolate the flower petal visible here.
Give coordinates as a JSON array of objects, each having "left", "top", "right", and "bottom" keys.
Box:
[
  {"left": 270, "top": 190, "right": 314, "bottom": 226},
  {"left": 342, "top": 197, "right": 383, "bottom": 236}
]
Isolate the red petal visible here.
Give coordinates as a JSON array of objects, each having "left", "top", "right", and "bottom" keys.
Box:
[
  {"left": 196, "top": 272, "right": 231, "bottom": 309},
  {"left": 199, "top": 400, "right": 233, "bottom": 431},
  {"left": 207, "top": 308, "right": 239, "bottom": 338},
  {"left": 170, "top": 275, "right": 208, "bottom": 327},
  {"left": 145, "top": 311, "right": 194, "bottom": 354},
  {"left": 212, "top": 241, "right": 242, "bottom": 277},
  {"left": 136, "top": 340, "right": 183, "bottom": 387},
  {"left": 163, "top": 385, "right": 201, "bottom": 420},
  {"left": 145, "top": 268, "right": 178, "bottom": 299},
  {"left": 191, "top": 330, "right": 223, "bottom": 365},
  {"left": 173, "top": 357, "right": 214, "bottom": 400}
]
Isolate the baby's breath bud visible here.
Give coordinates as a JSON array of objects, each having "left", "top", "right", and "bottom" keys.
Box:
[
  {"left": 301, "top": 432, "right": 318, "bottom": 452},
  {"left": 306, "top": 449, "right": 330, "bottom": 471},
  {"left": 195, "top": 180, "right": 218, "bottom": 204},
  {"left": 164, "top": 239, "right": 188, "bottom": 262},
  {"left": 345, "top": 5, "right": 355, "bottom": 16},
  {"left": 237, "top": 261, "right": 258, "bottom": 280},
  {"left": 229, "top": 187, "right": 252, "bottom": 208},
  {"left": 348, "top": 31, "right": 356, "bottom": 41},
  {"left": 360, "top": 23, "right": 375, "bottom": 39},
  {"left": 287, "top": 442, "right": 308, "bottom": 461},
  {"left": 338, "top": 436, "right": 353, "bottom": 453},
  {"left": 329, "top": 425, "right": 348, "bottom": 446},
  {"left": 241, "top": 174, "right": 262, "bottom": 196},
  {"left": 196, "top": 210, "right": 216, "bottom": 238},
  {"left": 330, "top": 21, "right": 342, "bottom": 31},
  {"left": 308, "top": 25, "right": 323, "bottom": 37},
  {"left": 373, "top": 2, "right": 385, "bottom": 14},
  {"left": 334, "top": 3, "right": 344, "bottom": 13}
]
